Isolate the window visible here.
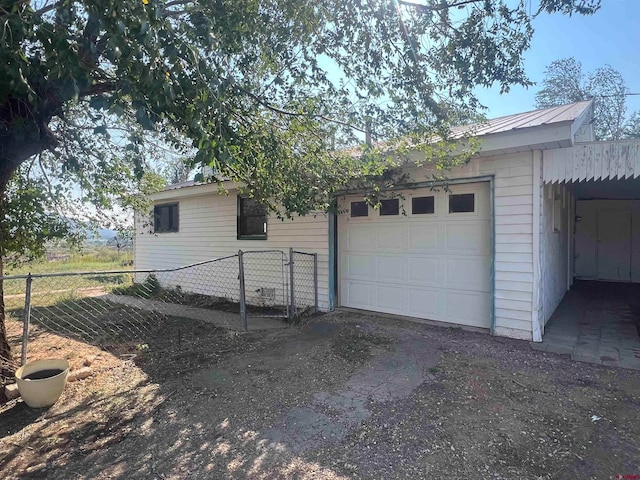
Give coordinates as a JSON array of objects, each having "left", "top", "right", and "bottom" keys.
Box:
[
  {"left": 350, "top": 201, "right": 368, "bottom": 217},
  {"left": 380, "top": 198, "right": 399, "bottom": 216},
  {"left": 553, "top": 188, "right": 563, "bottom": 233},
  {"left": 154, "top": 203, "right": 179, "bottom": 233},
  {"left": 412, "top": 196, "right": 435, "bottom": 215},
  {"left": 238, "top": 196, "right": 267, "bottom": 239},
  {"left": 449, "top": 193, "right": 475, "bottom": 213}
]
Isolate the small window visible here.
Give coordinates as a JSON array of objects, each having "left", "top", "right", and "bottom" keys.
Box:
[
  {"left": 449, "top": 193, "right": 475, "bottom": 213},
  {"left": 350, "top": 201, "right": 368, "bottom": 217},
  {"left": 380, "top": 198, "right": 399, "bottom": 216},
  {"left": 553, "top": 190, "right": 563, "bottom": 233},
  {"left": 238, "top": 196, "right": 267, "bottom": 239},
  {"left": 154, "top": 203, "right": 179, "bottom": 233},
  {"left": 412, "top": 196, "right": 435, "bottom": 215}
]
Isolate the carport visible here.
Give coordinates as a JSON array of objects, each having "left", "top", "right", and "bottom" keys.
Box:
[{"left": 534, "top": 141, "right": 640, "bottom": 369}]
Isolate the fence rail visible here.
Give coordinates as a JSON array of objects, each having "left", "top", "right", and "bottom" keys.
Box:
[{"left": 1, "top": 249, "right": 318, "bottom": 365}]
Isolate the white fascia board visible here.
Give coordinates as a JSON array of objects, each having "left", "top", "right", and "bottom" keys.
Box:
[
  {"left": 570, "top": 101, "right": 595, "bottom": 143},
  {"left": 151, "top": 181, "right": 240, "bottom": 202},
  {"left": 474, "top": 123, "right": 575, "bottom": 155}
]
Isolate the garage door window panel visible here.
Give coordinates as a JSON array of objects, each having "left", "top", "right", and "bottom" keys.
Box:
[
  {"left": 379, "top": 198, "right": 400, "bottom": 216},
  {"left": 412, "top": 196, "right": 435, "bottom": 215},
  {"left": 449, "top": 193, "right": 475, "bottom": 214},
  {"left": 350, "top": 201, "right": 369, "bottom": 218}
]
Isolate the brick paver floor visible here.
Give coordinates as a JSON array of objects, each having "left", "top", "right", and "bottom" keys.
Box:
[{"left": 531, "top": 281, "right": 640, "bottom": 370}]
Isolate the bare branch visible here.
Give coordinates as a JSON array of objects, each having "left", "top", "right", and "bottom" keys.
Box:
[
  {"left": 398, "top": 0, "right": 484, "bottom": 11},
  {"left": 237, "top": 86, "right": 368, "bottom": 135}
]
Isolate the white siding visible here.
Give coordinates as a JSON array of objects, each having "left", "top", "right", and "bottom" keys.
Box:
[
  {"left": 539, "top": 183, "right": 570, "bottom": 325},
  {"left": 136, "top": 151, "right": 537, "bottom": 340},
  {"left": 134, "top": 190, "right": 331, "bottom": 311},
  {"left": 401, "top": 151, "right": 535, "bottom": 340}
]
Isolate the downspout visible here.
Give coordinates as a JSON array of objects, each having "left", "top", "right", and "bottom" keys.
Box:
[
  {"left": 328, "top": 211, "right": 336, "bottom": 311},
  {"left": 532, "top": 150, "right": 543, "bottom": 342},
  {"left": 490, "top": 176, "right": 496, "bottom": 335}
]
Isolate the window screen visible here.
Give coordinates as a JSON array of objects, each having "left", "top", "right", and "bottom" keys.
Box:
[
  {"left": 154, "top": 203, "right": 179, "bottom": 233},
  {"left": 449, "top": 193, "right": 475, "bottom": 213},
  {"left": 238, "top": 196, "right": 267, "bottom": 239},
  {"left": 350, "top": 201, "right": 368, "bottom": 217},
  {"left": 380, "top": 198, "right": 399, "bottom": 216},
  {"left": 412, "top": 196, "right": 435, "bottom": 214}
]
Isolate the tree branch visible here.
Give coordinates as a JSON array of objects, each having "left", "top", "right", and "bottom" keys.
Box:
[
  {"left": 237, "top": 86, "right": 368, "bottom": 135},
  {"left": 33, "top": 0, "right": 63, "bottom": 17},
  {"left": 79, "top": 82, "right": 116, "bottom": 99},
  {"left": 398, "top": 0, "right": 484, "bottom": 12}
]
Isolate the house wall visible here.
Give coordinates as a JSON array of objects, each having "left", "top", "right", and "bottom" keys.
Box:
[
  {"left": 539, "top": 183, "right": 570, "bottom": 324},
  {"left": 136, "top": 150, "right": 538, "bottom": 340},
  {"left": 403, "top": 150, "right": 536, "bottom": 340},
  {"left": 134, "top": 189, "right": 331, "bottom": 311}
]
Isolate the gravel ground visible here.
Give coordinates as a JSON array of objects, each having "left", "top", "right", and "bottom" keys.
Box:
[{"left": 1, "top": 311, "right": 639, "bottom": 479}]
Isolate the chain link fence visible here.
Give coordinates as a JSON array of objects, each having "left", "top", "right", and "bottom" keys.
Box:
[
  {"left": 291, "top": 250, "right": 319, "bottom": 317},
  {"left": 2, "top": 249, "right": 319, "bottom": 366}
]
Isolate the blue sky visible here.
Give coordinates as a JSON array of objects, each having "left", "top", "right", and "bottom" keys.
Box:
[{"left": 476, "top": 1, "right": 640, "bottom": 119}]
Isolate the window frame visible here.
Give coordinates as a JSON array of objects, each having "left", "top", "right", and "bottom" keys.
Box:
[
  {"left": 237, "top": 195, "right": 268, "bottom": 240},
  {"left": 153, "top": 202, "right": 179, "bottom": 233}
]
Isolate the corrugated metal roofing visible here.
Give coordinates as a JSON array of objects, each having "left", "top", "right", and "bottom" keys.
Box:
[
  {"left": 164, "top": 179, "right": 199, "bottom": 190},
  {"left": 163, "top": 101, "right": 593, "bottom": 191},
  {"left": 453, "top": 100, "right": 592, "bottom": 137}
]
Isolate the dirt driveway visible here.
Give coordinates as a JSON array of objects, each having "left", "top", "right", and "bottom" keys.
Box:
[{"left": 1, "top": 312, "right": 639, "bottom": 479}]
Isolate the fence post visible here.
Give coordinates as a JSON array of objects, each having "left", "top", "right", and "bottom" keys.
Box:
[
  {"left": 238, "top": 250, "right": 248, "bottom": 331},
  {"left": 21, "top": 274, "right": 33, "bottom": 366},
  {"left": 289, "top": 248, "right": 296, "bottom": 320},
  {"left": 313, "top": 253, "right": 318, "bottom": 314}
]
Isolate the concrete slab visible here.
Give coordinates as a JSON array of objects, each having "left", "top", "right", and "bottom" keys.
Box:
[
  {"left": 532, "top": 281, "right": 640, "bottom": 371},
  {"left": 103, "top": 294, "right": 288, "bottom": 332}
]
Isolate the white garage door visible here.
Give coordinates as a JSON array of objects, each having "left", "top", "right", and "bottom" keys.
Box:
[{"left": 338, "top": 182, "right": 492, "bottom": 328}]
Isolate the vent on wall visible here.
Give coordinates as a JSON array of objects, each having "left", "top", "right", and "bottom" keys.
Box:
[{"left": 258, "top": 287, "right": 276, "bottom": 300}]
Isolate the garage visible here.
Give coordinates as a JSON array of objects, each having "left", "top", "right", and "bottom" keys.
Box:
[{"left": 338, "top": 181, "right": 492, "bottom": 328}]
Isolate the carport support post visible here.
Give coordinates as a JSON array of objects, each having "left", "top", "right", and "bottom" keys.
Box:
[
  {"left": 238, "top": 250, "right": 248, "bottom": 331},
  {"left": 289, "top": 248, "right": 296, "bottom": 320},
  {"left": 21, "top": 274, "right": 33, "bottom": 366}
]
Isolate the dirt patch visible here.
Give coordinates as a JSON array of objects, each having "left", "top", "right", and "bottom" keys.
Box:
[
  {"left": 331, "top": 328, "right": 393, "bottom": 363},
  {"left": 1, "top": 311, "right": 640, "bottom": 479}
]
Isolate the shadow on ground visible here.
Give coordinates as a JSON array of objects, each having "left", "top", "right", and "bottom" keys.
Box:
[{"left": 1, "top": 313, "right": 640, "bottom": 479}]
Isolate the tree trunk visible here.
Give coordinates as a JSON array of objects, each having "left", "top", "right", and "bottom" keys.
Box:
[
  {"left": 0, "top": 161, "right": 23, "bottom": 378},
  {"left": 0, "top": 100, "right": 55, "bottom": 380},
  {"left": 0, "top": 253, "right": 13, "bottom": 377}
]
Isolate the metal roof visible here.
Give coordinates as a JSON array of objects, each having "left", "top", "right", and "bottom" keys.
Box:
[
  {"left": 163, "top": 101, "right": 593, "bottom": 192},
  {"left": 164, "top": 179, "right": 199, "bottom": 190},
  {"left": 453, "top": 100, "right": 593, "bottom": 137}
]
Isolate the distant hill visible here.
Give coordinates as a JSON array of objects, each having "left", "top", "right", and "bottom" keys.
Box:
[
  {"left": 98, "top": 228, "right": 117, "bottom": 240},
  {"left": 85, "top": 228, "right": 117, "bottom": 246}
]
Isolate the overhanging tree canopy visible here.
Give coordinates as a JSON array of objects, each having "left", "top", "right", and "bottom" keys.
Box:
[{"left": 0, "top": 0, "right": 601, "bottom": 364}]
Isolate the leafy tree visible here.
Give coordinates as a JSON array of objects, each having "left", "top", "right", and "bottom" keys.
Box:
[
  {"left": 159, "top": 156, "right": 196, "bottom": 185},
  {"left": 0, "top": 0, "right": 601, "bottom": 367},
  {"left": 624, "top": 111, "right": 640, "bottom": 139},
  {"left": 535, "top": 57, "right": 637, "bottom": 140}
]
